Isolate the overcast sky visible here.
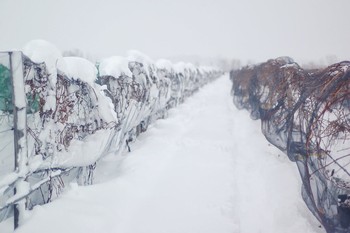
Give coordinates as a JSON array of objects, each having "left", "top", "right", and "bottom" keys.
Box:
[{"left": 1, "top": 0, "right": 349, "bottom": 64}]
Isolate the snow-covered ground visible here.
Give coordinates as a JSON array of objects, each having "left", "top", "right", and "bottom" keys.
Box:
[{"left": 6, "top": 75, "right": 324, "bottom": 233}]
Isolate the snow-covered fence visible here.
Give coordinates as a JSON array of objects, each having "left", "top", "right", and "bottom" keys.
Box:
[
  {"left": 230, "top": 57, "right": 350, "bottom": 233},
  {"left": 0, "top": 41, "right": 222, "bottom": 229}
]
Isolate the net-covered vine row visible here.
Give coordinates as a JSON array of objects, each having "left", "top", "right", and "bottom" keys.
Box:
[
  {"left": 230, "top": 57, "right": 350, "bottom": 232},
  {"left": 0, "top": 41, "right": 222, "bottom": 227}
]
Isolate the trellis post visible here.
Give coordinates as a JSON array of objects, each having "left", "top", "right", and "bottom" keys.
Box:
[{"left": 10, "top": 51, "right": 28, "bottom": 229}]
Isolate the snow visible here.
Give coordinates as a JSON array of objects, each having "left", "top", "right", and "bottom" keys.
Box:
[
  {"left": 39, "top": 129, "right": 115, "bottom": 169},
  {"left": 95, "top": 85, "right": 118, "bottom": 124},
  {"left": 0, "top": 172, "right": 17, "bottom": 192},
  {"left": 22, "top": 40, "right": 62, "bottom": 87},
  {"left": 173, "top": 62, "right": 200, "bottom": 74},
  {"left": 341, "top": 65, "right": 348, "bottom": 73},
  {"left": 99, "top": 56, "right": 132, "bottom": 78},
  {"left": 57, "top": 57, "right": 97, "bottom": 85},
  {"left": 6, "top": 181, "right": 30, "bottom": 206},
  {"left": 173, "top": 61, "right": 187, "bottom": 74},
  {"left": 22, "top": 40, "right": 62, "bottom": 71},
  {"left": 0, "top": 218, "right": 12, "bottom": 233},
  {"left": 6, "top": 74, "right": 324, "bottom": 233},
  {"left": 276, "top": 56, "right": 294, "bottom": 64},
  {"left": 281, "top": 63, "right": 298, "bottom": 69},
  {"left": 155, "top": 59, "right": 173, "bottom": 71},
  {"left": 0, "top": 120, "right": 14, "bottom": 180},
  {"left": 127, "top": 50, "right": 153, "bottom": 66}
]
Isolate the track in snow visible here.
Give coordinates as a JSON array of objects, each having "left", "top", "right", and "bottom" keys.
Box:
[{"left": 13, "top": 75, "right": 323, "bottom": 233}]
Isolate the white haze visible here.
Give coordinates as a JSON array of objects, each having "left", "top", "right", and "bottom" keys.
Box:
[{"left": 0, "top": 0, "right": 349, "bottom": 65}]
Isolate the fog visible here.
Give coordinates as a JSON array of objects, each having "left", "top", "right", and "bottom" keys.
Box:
[{"left": 1, "top": 0, "right": 349, "bottom": 65}]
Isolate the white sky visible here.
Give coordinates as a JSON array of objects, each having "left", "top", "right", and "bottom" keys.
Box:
[{"left": 1, "top": 0, "right": 349, "bottom": 64}]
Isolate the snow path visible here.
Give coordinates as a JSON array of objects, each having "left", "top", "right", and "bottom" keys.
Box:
[{"left": 14, "top": 75, "right": 324, "bottom": 233}]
